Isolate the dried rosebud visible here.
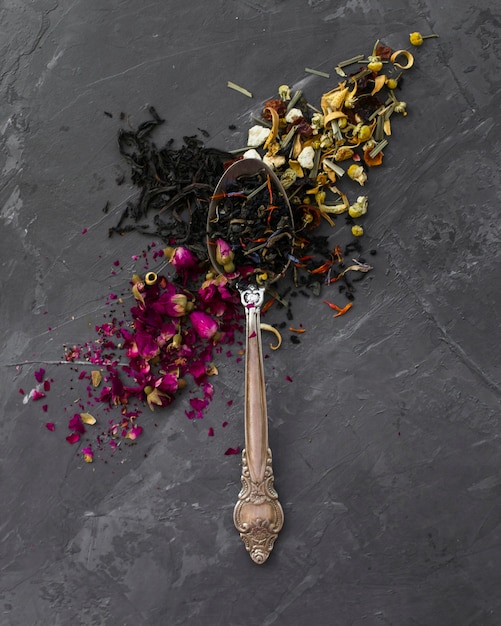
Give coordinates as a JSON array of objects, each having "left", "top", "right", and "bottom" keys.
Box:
[
  {"left": 190, "top": 311, "right": 219, "bottom": 340},
  {"left": 164, "top": 246, "right": 198, "bottom": 271},
  {"left": 351, "top": 225, "right": 364, "bottom": 237},
  {"left": 215, "top": 238, "right": 235, "bottom": 273},
  {"left": 170, "top": 293, "right": 190, "bottom": 317}
]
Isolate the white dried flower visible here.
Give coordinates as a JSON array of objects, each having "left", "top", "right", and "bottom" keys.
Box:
[
  {"left": 297, "top": 146, "right": 315, "bottom": 169},
  {"left": 263, "top": 154, "right": 286, "bottom": 169},
  {"left": 247, "top": 125, "right": 271, "bottom": 148},
  {"left": 243, "top": 148, "right": 262, "bottom": 160},
  {"left": 285, "top": 108, "right": 303, "bottom": 124}
]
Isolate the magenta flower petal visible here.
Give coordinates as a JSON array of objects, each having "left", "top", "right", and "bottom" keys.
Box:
[
  {"left": 82, "top": 446, "right": 94, "bottom": 463},
  {"left": 208, "top": 427, "right": 215, "bottom": 437},
  {"left": 68, "top": 413, "right": 86, "bottom": 434},
  {"left": 224, "top": 446, "right": 241, "bottom": 456},
  {"left": 188, "top": 359, "right": 207, "bottom": 383},
  {"left": 45, "top": 422, "right": 55, "bottom": 432},
  {"left": 135, "top": 328, "right": 160, "bottom": 360},
  {"left": 66, "top": 432, "right": 80, "bottom": 444},
  {"left": 126, "top": 425, "right": 143, "bottom": 440},
  {"left": 190, "top": 397, "right": 209, "bottom": 412},
  {"left": 34, "top": 368, "right": 46, "bottom": 383},
  {"left": 30, "top": 389, "right": 46, "bottom": 401}
]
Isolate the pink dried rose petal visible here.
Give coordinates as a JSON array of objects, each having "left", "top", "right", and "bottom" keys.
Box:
[
  {"left": 42, "top": 404, "right": 48, "bottom": 413},
  {"left": 190, "top": 397, "right": 209, "bottom": 412},
  {"left": 208, "top": 427, "right": 215, "bottom": 437},
  {"left": 82, "top": 446, "right": 94, "bottom": 463},
  {"left": 224, "top": 446, "right": 241, "bottom": 455},
  {"left": 125, "top": 425, "right": 143, "bottom": 440},
  {"left": 45, "top": 422, "right": 55, "bottom": 431},
  {"left": 68, "top": 413, "right": 86, "bottom": 434},
  {"left": 34, "top": 368, "right": 45, "bottom": 383},
  {"left": 30, "top": 389, "right": 46, "bottom": 401},
  {"left": 66, "top": 432, "right": 80, "bottom": 444},
  {"left": 44, "top": 380, "right": 51, "bottom": 392}
]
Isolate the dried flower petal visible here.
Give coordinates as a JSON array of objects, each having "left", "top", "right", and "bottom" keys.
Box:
[
  {"left": 91, "top": 370, "right": 102, "bottom": 387},
  {"left": 390, "top": 49, "right": 414, "bottom": 70},
  {"left": 30, "top": 389, "right": 46, "bottom": 401},
  {"left": 34, "top": 368, "right": 45, "bottom": 383},
  {"left": 260, "top": 323, "right": 282, "bottom": 350},
  {"left": 45, "top": 422, "right": 55, "bottom": 432},
  {"left": 82, "top": 446, "right": 94, "bottom": 463},
  {"left": 125, "top": 425, "right": 143, "bottom": 440},
  {"left": 80, "top": 412, "right": 97, "bottom": 425}
]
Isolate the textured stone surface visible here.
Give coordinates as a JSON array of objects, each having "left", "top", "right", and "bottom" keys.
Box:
[{"left": 1, "top": 1, "right": 500, "bottom": 624}]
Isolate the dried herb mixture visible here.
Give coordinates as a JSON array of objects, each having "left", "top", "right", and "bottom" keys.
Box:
[{"left": 25, "top": 34, "right": 437, "bottom": 462}]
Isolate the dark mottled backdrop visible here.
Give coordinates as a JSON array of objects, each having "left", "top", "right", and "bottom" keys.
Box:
[{"left": 1, "top": 1, "right": 499, "bottom": 624}]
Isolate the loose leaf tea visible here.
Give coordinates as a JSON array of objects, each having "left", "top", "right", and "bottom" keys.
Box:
[{"left": 208, "top": 162, "right": 294, "bottom": 284}]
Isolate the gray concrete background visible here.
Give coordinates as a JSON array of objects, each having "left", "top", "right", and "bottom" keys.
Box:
[{"left": 1, "top": 1, "right": 500, "bottom": 625}]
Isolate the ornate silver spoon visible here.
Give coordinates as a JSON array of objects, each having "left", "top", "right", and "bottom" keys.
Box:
[{"left": 207, "top": 158, "right": 294, "bottom": 563}]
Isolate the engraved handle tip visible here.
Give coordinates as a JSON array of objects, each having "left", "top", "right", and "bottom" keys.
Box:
[{"left": 233, "top": 448, "right": 284, "bottom": 564}]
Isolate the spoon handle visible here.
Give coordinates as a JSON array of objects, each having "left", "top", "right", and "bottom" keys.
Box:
[{"left": 233, "top": 285, "right": 284, "bottom": 564}]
